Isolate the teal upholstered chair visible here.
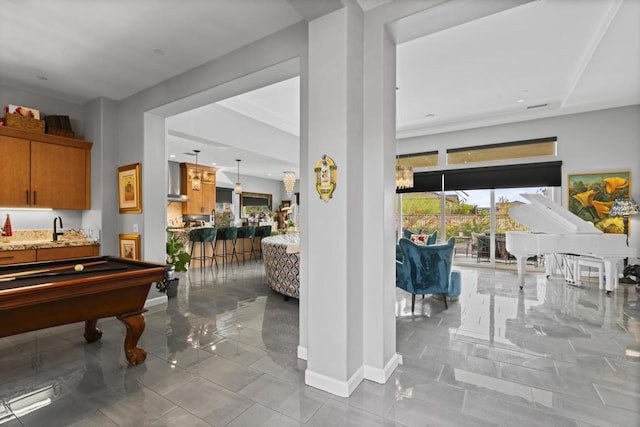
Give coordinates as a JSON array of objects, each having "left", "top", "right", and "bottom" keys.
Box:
[
  {"left": 396, "top": 230, "right": 437, "bottom": 262},
  {"left": 396, "top": 236, "right": 461, "bottom": 312}
]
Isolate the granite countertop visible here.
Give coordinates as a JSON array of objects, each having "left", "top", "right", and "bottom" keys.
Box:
[{"left": 0, "top": 230, "right": 99, "bottom": 251}]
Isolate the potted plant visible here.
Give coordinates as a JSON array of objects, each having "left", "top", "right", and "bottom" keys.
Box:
[{"left": 157, "top": 229, "right": 191, "bottom": 298}]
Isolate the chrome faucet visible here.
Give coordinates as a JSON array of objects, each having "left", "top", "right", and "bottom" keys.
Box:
[{"left": 53, "top": 216, "right": 64, "bottom": 241}]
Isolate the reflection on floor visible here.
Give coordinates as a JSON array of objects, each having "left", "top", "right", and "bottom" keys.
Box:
[{"left": 1, "top": 263, "right": 639, "bottom": 426}]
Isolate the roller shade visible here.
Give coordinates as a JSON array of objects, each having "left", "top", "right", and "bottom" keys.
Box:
[
  {"left": 242, "top": 196, "right": 269, "bottom": 206},
  {"left": 397, "top": 161, "right": 562, "bottom": 193},
  {"left": 216, "top": 187, "right": 233, "bottom": 204},
  {"left": 444, "top": 161, "right": 561, "bottom": 190}
]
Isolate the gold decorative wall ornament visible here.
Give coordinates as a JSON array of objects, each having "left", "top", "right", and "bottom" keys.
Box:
[{"left": 314, "top": 154, "right": 337, "bottom": 202}]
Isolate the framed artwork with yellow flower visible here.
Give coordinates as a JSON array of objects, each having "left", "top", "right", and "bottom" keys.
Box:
[{"left": 568, "top": 171, "right": 630, "bottom": 234}]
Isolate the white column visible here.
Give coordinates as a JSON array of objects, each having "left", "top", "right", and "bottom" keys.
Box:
[
  {"left": 305, "top": 4, "right": 367, "bottom": 397},
  {"left": 361, "top": 10, "right": 402, "bottom": 383}
]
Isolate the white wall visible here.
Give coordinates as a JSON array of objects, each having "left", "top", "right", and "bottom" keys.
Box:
[
  {"left": 82, "top": 97, "right": 118, "bottom": 255},
  {"left": 399, "top": 104, "right": 640, "bottom": 256}
]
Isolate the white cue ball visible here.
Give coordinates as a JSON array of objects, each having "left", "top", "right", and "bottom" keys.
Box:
[{"left": 74, "top": 264, "right": 84, "bottom": 271}]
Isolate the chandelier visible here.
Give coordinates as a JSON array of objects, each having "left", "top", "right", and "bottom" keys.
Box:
[
  {"left": 283, "top": 171, "right": 296, "bottom": 197},
  {"left": 192, "top": 149, "right": 201, "bottom": 191},
  {"left": 234, "top": 159, "right": 242, "bottom": 194},
  {"left": 395, "top": 161, "right": 414, "bottom": 190}
]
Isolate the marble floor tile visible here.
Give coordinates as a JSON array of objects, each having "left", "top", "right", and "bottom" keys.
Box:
[
  {"left": 306, "top": 399, "right": 399, "bottom": 426},
  {"left": 1, "top": 263, "right": 638, "bottom": 426},
  {"left": 163, "top": 377, "right": 252, "bottom": 425},
  {"left": 225, "top": 403, "right": 301, "bottom": 427},
  {"left": 238, "top": 374, "right": 328, "bottom": 423},
  {"left": 249, "top": 351, "right": 307, "bottom": 386},
  {"left": 191, "top": 354, "right": 264, "bottom": 391},
  {"left": 387, "top": 395, "right": 497, "bottom": 427},
  {"left": 146, "top": 407, "right": 211, "bottom": 427},
  {"left": 88, "top": 386, "right": 177, "bottom": 426},
  {"left": 463, "top": 390, "right": 578, "bottom": 427}
]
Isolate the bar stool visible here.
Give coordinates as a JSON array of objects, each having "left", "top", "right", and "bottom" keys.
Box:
[
  {"left": 189, "top": 227, "right": 217, "bottom": 269},
  {"left": 254, "top": 225, "right": 272, "bottom": 260},
  {"left": 216, "top": 227, "right": 239, "bottom": 266},
  {"left": 237, "top": 226, "right": 256, "bottom": 264}
]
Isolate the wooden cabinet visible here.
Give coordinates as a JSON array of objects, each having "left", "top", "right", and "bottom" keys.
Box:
[
  {"left": 0, "top": 134, "right": 31, "bottom": 207},
  {"left": 0, "top": 245, "right": 99, "bottom": 265},
  {"left": 0, "top": 250, "right": 37, "bottom": 265},
  {"left": 180, "top": 162, "right": 217, "bottom": 215},
  {"left": 0, "top": 127, "right": 92, "bottom": 209},
  {"left": 37, "top": 245, "right": 100, "bottom": 261}
]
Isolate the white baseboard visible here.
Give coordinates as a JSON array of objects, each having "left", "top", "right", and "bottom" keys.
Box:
[
  {"left": 144, "top": 295, "right": 167, "bottom": 308},
  {"left": 363, "top": 353, "right": 403, "bottom": 384},
  {"left": 305, "top": 365, "right": 364, "bottom": 397},
  {"left": 297, "top": 345, "right": 307, "bottom": 360}
]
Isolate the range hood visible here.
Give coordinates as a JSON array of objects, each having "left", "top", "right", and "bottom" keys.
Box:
[{"left": 167, "top": 161, "right": 188, "bottom": 202}]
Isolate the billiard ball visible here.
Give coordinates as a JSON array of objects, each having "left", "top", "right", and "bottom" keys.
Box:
[{"left": 74, "top": 264, "right": 84, "bottom": 272}]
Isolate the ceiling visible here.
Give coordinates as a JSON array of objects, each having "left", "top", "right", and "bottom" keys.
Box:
[{"left": 2, "top": 0, "right": 638, "bottom": 182}]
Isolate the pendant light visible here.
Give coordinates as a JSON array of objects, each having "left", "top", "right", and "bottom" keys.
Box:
[
  {"left": 234, "top": 159, "right": 242, "bottom": 194},
  {"left": 192, "top": 149, "right": 201, "bottom": 191}
]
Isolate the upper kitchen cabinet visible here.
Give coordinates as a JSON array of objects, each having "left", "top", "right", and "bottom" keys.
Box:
[
  {"left": 0, "top": 127, "right": 92, "bottom": 209},
  {"left": 180, "top": 162, "right": 217, "bottom": 215}
]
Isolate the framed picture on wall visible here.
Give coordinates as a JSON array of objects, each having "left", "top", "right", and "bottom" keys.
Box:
[
  {"left": 118, "top": 163, "right": 142, "bottom": 213},
  {"left": 568, "top": 171, "right": 630, "bottom": 234},
  {"left": 119, "top": 234, "right": 141, "bottom": 260}
]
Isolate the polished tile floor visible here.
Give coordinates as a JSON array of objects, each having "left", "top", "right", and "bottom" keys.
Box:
[{"left": 1, "top": 262, "right": 639, "bottom": 426}]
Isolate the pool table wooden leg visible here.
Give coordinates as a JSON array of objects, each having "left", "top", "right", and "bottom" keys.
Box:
[
  {"left": 117, "top": 310, "right": 148, "bottom": 365},
  {"left": 83, "top": 319, "right": 103, "bottom": 342}
]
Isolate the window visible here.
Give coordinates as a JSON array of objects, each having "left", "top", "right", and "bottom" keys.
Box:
[
  {"left": 397, "top": 151, "right": 438, "bottom": 170},
  {"left": 447, "top": 137, "right": 556, "bottom": 165}
]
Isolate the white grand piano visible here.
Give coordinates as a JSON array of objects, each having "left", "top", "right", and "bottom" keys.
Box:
[{"left": 506, "top": 193, "right": 636, "bottom": 293}]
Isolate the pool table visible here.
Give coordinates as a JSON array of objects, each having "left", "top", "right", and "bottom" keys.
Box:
[{"left": 0, "top": 256, "right": 167, "bottom": 365}]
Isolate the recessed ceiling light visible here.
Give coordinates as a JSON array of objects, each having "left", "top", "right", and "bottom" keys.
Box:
[
  {"left": 211, "top": 162, "right": 216, "bottom": 166},
  {"left": 517, "top": 99, "right": 526, "bottom": 103},
  {"left": 153, "top": 49, "right": 165, "bottom": 55},
  {"left": 267, "top": 173, "right": 272, "bottom": 177},
  {"left": 425, "top": 114, "right": 435, "bottom": 118},
  {"left": 36, "top": 75, "right": 48, "bottom": 81},
  {"left": 169, "top": 154, "right": 176, "bottom": 158}
]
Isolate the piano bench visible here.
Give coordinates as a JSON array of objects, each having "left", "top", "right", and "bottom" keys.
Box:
[{"left": 576, "top": 256, "right": 604, "bottom": 289}]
